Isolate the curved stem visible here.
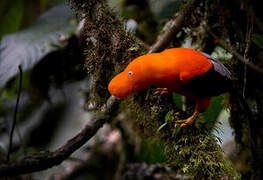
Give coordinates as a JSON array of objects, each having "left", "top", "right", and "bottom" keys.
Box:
[{"left": 7, "top": 65, "right": 23, "bottom": 162}]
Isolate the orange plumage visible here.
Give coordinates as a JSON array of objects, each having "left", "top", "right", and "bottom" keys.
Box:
[{"left": 108, "top": 48, "right": 232, "bottom": 127}]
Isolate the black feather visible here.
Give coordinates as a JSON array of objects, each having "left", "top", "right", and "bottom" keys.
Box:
[
  {"left": 200, "top": 52, "right": 232, "bottom": 80},
  {"left": 183, "top": 52, "right": 232, "bottom": 97}
]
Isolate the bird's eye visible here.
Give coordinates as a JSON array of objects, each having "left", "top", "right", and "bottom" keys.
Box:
[{"left": 128, "top": 71, "right": 133, "bottom": 77}]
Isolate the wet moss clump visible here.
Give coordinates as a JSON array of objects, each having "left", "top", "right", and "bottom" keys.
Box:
[
  {"left": 124, "top": 90, "right": 177, "bottom": 138},
  {"left": 165, "top": 127, "right": 240, "bottom": 180},
  {"left": 73, "top": 0, "right": 145, "bottom": 107}
]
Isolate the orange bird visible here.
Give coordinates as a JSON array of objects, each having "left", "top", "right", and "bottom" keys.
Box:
[{"left": 108, "top": 48, "right": 232, "bottom": 127}]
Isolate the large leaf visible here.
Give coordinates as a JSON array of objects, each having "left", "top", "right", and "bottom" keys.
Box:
[
  {"left": 0, "top": 4, "right": 76, "bottom": 88},
  {"left": 202, "top": 95, "right": 223, "bottom": 124}
]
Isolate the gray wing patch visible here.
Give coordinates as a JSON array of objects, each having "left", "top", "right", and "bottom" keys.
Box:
[{"left": 200, "top": 51, "right": 232, "bottom": 80}]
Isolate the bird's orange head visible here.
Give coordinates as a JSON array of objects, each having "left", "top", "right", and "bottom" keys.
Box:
[
  {"left": 108, "top": 70, "right": 133, "bottom": 98},
  {"left": 108, "top": 55, "right": 151, "bottom": 98}
]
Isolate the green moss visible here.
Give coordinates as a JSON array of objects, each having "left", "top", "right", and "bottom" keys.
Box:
[
  {"left": 31, "top": 151, "right": 52, "bottom": 159},
  {"left": 127, "top": 41, "right": 141, "bottom": 52},
  {"left": 165, "top": 129, "right": 240, "bottom": 179},
  {"left": 78, "top": 1, "right": 144, "bottom": 107},
  {"left": 123, "top": 91, "right": 176, "bottom": 138},
  {"left": 165, "top": 110, "right": 181, "bottom": 123}
]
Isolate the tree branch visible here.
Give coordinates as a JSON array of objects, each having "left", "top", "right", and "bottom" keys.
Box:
[
  {"left": 0, "top": 96, "right": 120, "bottom": 177},
  {"left": 148, "top": 0, "right": 196, "bottom": 53},
  {"left": 121, "top": 163, "right": 179, "bottom": 180},
  {"left": 207, "top": 27, "right": 263, "bottom": 74}
]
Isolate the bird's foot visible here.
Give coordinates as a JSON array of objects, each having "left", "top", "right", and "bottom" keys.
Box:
[
  {"left": 175, "top": 111, "right": 199, "bottom": 128},
  {"left": 175, "top": 118, "right": 195, "bottom": 127},
  {"left": 153, "top": 88, "right": 169, "bottom": 95}
]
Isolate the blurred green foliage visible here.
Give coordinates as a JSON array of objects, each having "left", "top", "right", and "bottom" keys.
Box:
[
  {"left": 40, "top": 0, "right": 51, "bottom": 11},
  {"left": 136, "top": 138, "right": 166, "bottom": 164},
  {"left": 252, "top": 33, "right": 263, "bottom": 49},
  {"left": 0, "top": 0, "right": 62, "bottom": 41},
  {"left": 1, "top": 70, "right": 31, "bottom": 99},
  {"left": 0, "top": 0, "right": 24, "bottom": 41},
  {"left": 172, "top": 93, "right": 182, "bottom": 109}
]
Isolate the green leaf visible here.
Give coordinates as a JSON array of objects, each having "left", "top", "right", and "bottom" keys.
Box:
[
  {"left": 252, "top": 33, "right": 263, "bottom": 49},
  {"left": 0, "top": 4, "right": 76, "bottom": 88},
  {"left": 165, "top": 110, "right": 174, "bottom": 123},
  {"left": 173, "top": 93, "right": 182, "bottom": 108},
  {"left": 202, "top": 95, "right": 224, "bottom": 128},
  {"left": 172, "top": 124, "right": 181, "bottom": 138},
  {"left": 0, "top": 0, "right": 24, "bottom": 41}
]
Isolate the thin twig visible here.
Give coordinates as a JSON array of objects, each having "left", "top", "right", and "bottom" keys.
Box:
[
  {"left": 243, "top": 8, "right": 258, "bottom": 167},
  {"left": 244, "top": 6, "right": 256, "bottom": 138},
  {"left": 7, "top": 65, "right": 23, "bottom": 162},
  {"left": 207, "top": 27, "right": 263, "bottom": 74},
  {"left": 148, "top": 0, "right": 196, "bottom": 54},
  {"left": 243, "top": 8, "right": 253, "bottom": 99}
]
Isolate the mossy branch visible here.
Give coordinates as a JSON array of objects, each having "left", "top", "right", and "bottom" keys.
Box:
[{"left": 0, "top": 96, "right": 120, "bottom": 177}]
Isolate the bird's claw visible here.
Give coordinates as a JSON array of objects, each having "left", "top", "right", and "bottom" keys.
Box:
[
  {"left": 175, "top": 119, "right": 191, "bottom": 128},
  {"left": 153, "top": 88, "right": 169, "bottom": 95},
  {"left": 175, "top": 111, "right": 199, "bottom": 128},
  {"left": 175, "top": 111, "right": 199, "bottom": 127}
]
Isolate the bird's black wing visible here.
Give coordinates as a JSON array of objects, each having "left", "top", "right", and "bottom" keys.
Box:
[
  {"left": 200, "top": 52, "right": 232, "bottom": 80},
  {"left": 183, "top": 52, "right": 232, "bottom": 97}
]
